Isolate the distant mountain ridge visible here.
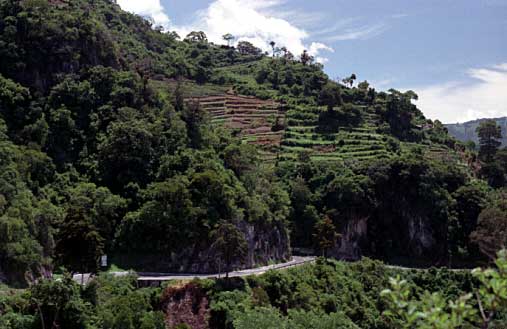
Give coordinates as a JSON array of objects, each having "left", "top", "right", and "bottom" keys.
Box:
[{"left": 445, "top": 117, "right": 507, "bottom": 147}]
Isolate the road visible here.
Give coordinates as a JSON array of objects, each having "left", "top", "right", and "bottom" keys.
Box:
[
  {"left": 73, "top": 256, "right": 316, "bottom": 285},
  {"left": 72, "top": 257, "right": 475, "bottom": 285}
]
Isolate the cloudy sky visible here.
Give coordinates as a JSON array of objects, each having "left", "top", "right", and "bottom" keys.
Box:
[{"left": 117, "top": 0, "right": 507, "bottom": 123}]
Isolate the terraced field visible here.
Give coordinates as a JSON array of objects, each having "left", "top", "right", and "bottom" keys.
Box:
[
  {"left": 279, "top": 105, "right": 393, "bottom": 163},
  {"left": 158, "top": 79, "right": 460, "bottom": 167},
  {"left": 186, "top": 94, "right": 285, "bottom": 157}
]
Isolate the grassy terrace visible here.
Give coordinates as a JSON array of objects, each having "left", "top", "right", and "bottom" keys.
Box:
[
  {"left": 153, "top": 79, "right": 460, "bottom": 168},
  {"left": 280, "top": 104, "right": 391, "bottom": 163}
]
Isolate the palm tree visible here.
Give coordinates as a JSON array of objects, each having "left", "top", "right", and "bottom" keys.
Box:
[
  {"left": 269, "top": 41, "right": 276, "bottom": 57},
  {"left": 222, "top": 33, "right": 235, "bottom": 47}
]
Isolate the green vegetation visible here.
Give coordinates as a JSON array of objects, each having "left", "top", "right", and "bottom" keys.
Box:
[
  {"left": 0, "top": 273, "right": 165, "bottom": 329},
  {"left": 0, "top": 0, "right": 507, "bottom": 328},
  {"left": 207, "top": 255, "right": 506, "bottom": 329}
]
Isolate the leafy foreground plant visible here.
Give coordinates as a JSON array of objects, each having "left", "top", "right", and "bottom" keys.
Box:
[{"left": 381, "top": 250, "right": 507, "bottom": 328}]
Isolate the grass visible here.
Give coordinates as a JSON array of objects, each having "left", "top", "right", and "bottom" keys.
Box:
[{"left": 277, "top": 103, "right": 393, "bottom": 164}]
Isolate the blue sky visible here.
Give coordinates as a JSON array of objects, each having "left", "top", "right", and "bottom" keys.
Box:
[{"left": 117, "top": 0, "right": 507, "bottom": 123}]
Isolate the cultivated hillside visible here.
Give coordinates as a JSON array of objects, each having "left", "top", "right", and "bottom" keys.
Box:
[{"left": 0, "top": 0, "right": 503, "bottom": 289}]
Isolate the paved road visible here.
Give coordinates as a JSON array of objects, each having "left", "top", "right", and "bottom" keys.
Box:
[
  {"left": 72, "top": 257, "right": 476, "bottom": 285},
  {"left": 73, "top": 256, "right": 316, "bottom": 285}
]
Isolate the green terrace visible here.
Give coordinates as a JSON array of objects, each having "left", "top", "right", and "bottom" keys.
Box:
[{"left": 279, "top": 103, "right": 391, "bottom": 163}]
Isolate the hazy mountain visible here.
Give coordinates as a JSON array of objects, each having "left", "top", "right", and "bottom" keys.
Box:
[{"left": 445, "top": 117, "right": 507, "bottom": 147}]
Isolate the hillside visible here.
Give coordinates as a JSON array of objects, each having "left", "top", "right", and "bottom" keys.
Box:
[
  {"left": 2, "top": 1, "right": 507, "bottom": 328},
  {"left": 446, "top": 117, "right": 507, "bottom": 147},
  {"left": 0, "top": 0, "right": 504, "bottom": 291}
]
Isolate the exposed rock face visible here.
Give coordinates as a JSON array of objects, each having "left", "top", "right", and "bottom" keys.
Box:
[
  {"left": 407, "top": 215, "right": 437, "bottom": 256},
  {"left": 114, "top": 220, "right": 291, "bottom": 273},
  {"left": 331, "top": 216, "right": 368, "bottom": 261},
  {"left": 238, "top": 220, "right": 291, "bottom": 269},
  {"left": 331, "top": 211, "right": 444, "bottom": 263},
  {"left": 161, "top": 283, "right": 210, "bottom": 329},
  {"left": 185, "top": 220, "right": 291, "bottom": 273}
]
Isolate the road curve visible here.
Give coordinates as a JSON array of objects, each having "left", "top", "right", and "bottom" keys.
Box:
[{"left": 73, "top": 256, "right": 316, "bottom": 285}]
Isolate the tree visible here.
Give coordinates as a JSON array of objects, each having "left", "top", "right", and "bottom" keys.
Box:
[
  {"left": 381, "top": 276, "right": 476, "bottom": 328},
  {"left": 450, "top": 181, "right": 489, "bottom": 258},
  {"left": 173, "top": 79, "right": 185, "bottom": 112},
  {"left": 30, "top": 275, "right": 91, "bottom": 329},
  {"left": 222, "top": 33, "right": 235, "bottom": 47},
  {"left": 382, "top": 250, "right": 507, "bottom": 328},
  {"left": 472, "top": 249, "right": 507, "bottom": 328},
  {"left": 181, "top": 101, "right": 208, "bottom": 148},
  {"left": 470, "top": 207, "right": 507, "bottom": 260},
  {"left": 318, "top": 82, "right": 343, "bottom": 111},
  {"left": 210, "top": 221, "right": 248, "bottom": 278},
  {"left": 342, "top": 74, "right": 357, "bottom": 87},
  {"left": 313, "top": 216, "right": 339, "bottom": 257},
  {"left": 223, "top": 143, "right": 259, "bottom": 177},
  {"left": 269, "top": 41, "right": 276, "bottom": 57},
  {"left": 55, "top": 206, "right": 104, "bottom": 274},
  {"left": 233, "top": 307, "right": 285, "bottom": 329},
  {"left": 496, "top": 148, "right": 507, "bottom": 170},
  {"left": 116, "top": 177, "right": 197, "bottom": 254},
  {"left": 477, "top": 120, "right": 502, "bottom": 163},
  {"left": 185, "top": 31, "right": 208, "bottom": 43},
  {"left": 237, "top": 41, "right": 262, "bottom": 56},
  {"left": 97, "top": 118, "right": 156, "bottom": 191},
  {"left": 480, "top": 162, "right": 506, "bottom": 188},
  {"left": 300, "top": 50, "right": 313, "bottom": 65}
]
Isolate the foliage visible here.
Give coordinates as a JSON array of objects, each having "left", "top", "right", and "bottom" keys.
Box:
[
  {"left": 313, "top": 216, "right": 339, "bottom": 257},
  {"left": 0, "top": 4, "right": 505, "bottom": 329},
  {"left": 210, "top": 221, "right": 248, "bottom": 277},
  {"left": 477, "top": 120, "right": 502, "bottom": 163},
  {"left": 382, "top": 250, "right": 507, "bottom": 328}
]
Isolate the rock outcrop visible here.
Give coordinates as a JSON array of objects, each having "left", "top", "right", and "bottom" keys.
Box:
[
  {"left": 161, "top": 283, "right": 210, "bottom": 329},
  {"left": 113, "top": 220, "right": 291, "bottom": 273}
]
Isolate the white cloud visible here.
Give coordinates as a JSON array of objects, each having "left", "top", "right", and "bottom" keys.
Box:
[
  {"left": 172, "top": 0, "right": 333, "bottom": 62},
  {"left": 391, "top": 13, "right": 409, "bottom": 19},
  {"left": 308, "top": 42, "right": 334, "bottom": 64},
  {"left": 325, "top": 23, "right": 388, "bottom": 42},
  {"left": 371, "top": 78, "right": 395, "bottom": 89},
  {"left": 414, "top": 63, "right": 507, "bottom": 124},
  {"left": 116, "top": 0, "right": 170, "bottom": 29}
]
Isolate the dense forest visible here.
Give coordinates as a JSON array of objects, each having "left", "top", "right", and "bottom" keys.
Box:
[{"left": 1, "top": 0, "right": 507, "bottom": 328}]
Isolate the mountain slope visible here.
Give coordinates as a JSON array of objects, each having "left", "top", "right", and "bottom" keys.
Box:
[
  {"left": 0, "top": 0, "right": 493, "bottom": 286},
  {"left": 446, "top": 117, "right": 507, "bottom": 147}
]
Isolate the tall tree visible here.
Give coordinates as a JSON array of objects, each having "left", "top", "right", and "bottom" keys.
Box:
[
  {"left": 185, "top": 31, "right": 208, "bottom": 43},
  {"left": 237, "top": 41, "right": 262, "bottom": 56},
  {"left": 210, "top": 221, "right": 248, "bottom": 278},
  {"left": 269, "top": 41, "right": 276, "bottom": 57},
  {"left": 300, "top": 50, "right": 313, "bottom": 65},
  {"left": 470, "top": 207, "right": 507, "bottom": 260},
  {"left": 222, "top": 33, "right": 235, "bottom": 47},
  {"left": 319, "top": 82, "right": 343, "bottom": 111},
  {"left": 477, "top": 120, "right": 502, "bottom": 163},
  {"left": 313, "top": 216, "right": 339, "bottom": 257},
  {"left": 55, "top": 207, "right": 104, "bottom": 274}
]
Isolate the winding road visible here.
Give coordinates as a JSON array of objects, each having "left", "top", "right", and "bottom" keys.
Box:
[
  {"left": 72, "top": 257, "right": 475, "bottom": 285},
  {"left": 73, "top": 256, "right": 316, "bottom": 285}
]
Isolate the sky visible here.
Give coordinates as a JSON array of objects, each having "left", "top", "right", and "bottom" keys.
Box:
[{"left": 116, "top": 0, "right": 507, "bottom": 124}]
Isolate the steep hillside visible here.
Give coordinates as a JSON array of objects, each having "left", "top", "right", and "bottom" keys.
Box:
[
  {"left": 0, "top": 0, "right": 500, "bottom": 288},
  {"left": 446, "top": 117, "right": 507, "bottom": 147}
]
